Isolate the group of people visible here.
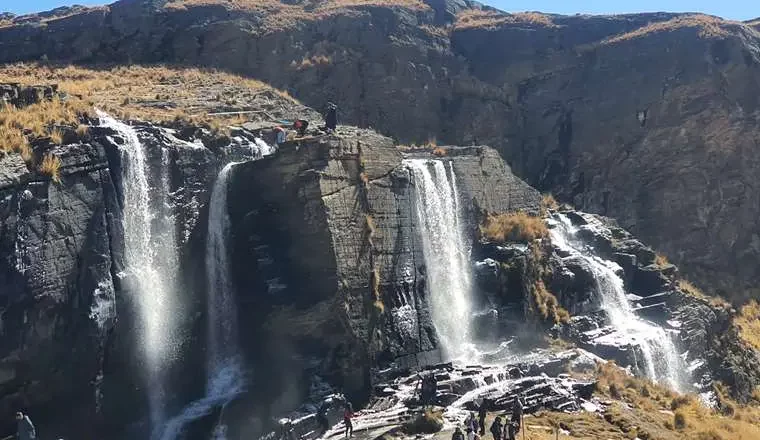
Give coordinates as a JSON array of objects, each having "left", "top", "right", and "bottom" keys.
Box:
[
  {"left": 273, "top": 102, "right": 338, "bottom": 147},
  {"left": 452, "top": 397, "right": 524, "bottom": 440}
]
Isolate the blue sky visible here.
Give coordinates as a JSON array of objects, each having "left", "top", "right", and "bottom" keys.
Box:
[{"left": 2, "top": 0, "right": 758, "bottom": 20}]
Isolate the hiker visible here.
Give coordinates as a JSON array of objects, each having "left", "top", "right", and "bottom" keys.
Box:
[
  {"left": 343, "top": 401, "right": 354, "bottom": 438},
  {"left": 510, "top": 396, "right": 523, "bottom": 430},
  {"left": 294, "top": 119, "right": 309, "bottom": 137},
  {"left": 465, "top": 412, "right": 478, "bottom": 434},
  {"left": 477, "top": 400, "right": 488, "bottom": 435},
  {"left": 489, "top": 416, "right": 503, "bottom": 440},
  {"left": 466, "top": 426, "right": 475, "bottom": 440},
  {"left": 421, "top": 373, "right": 438, "bottom": 406},
  {"left": 324, "top": 102, "right": 337, "bottom": 132},
  {"left": 16, "top": 411, "right": 36, "bottom": 440},
  {"left": 508, "top": 396, "right": 523, "bottom": 440},
  {"left": 274, "top": 126, "right": 287, "bottom": 145},
  {"left": 317, "top": 400, "right": 331, "bottom": 435},
  {"left": 452, "top": 426, "right": 465, "bottom": 440}
]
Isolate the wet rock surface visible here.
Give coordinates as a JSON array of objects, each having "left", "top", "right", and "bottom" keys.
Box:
[{"left": 268, "top": 349, "right": 600, "bottom": 440}]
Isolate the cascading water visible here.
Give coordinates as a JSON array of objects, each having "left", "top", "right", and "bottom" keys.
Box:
[
  {"left": 98, "top": 112, "right": 181, "bottom": 427},
  {"left": 161, "top": 139, "right": 275, "bottom": 439},
  {"left": 549, "top": 213, "right": 686, "bottom": 391},
  {"left": 407, "top": 159, "right": 474, "bottom": 360}
]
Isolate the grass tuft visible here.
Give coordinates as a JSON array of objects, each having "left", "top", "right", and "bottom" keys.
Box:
[
  {"left": 39, "top": 153, "right": 62, "bottom": 183},
  {"left": 480, "top": 211, "right": 548, "bottom": 243}
]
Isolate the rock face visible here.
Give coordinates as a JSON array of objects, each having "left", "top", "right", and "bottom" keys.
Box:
[
  {"left": 224, "top": 130, "right": 540, "bottom": 437},
  {"left": 2, "top": 1, "right": 759, "bottom": 299},
  {"left": 0, "top": 110, "right": 276, "bottom": 437}
]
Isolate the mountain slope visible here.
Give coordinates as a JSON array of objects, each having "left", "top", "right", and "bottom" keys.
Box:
[{"left": 2, "top": 1, "right": 760, "bottom": 301}]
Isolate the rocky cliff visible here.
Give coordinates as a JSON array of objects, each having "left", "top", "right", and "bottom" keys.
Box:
[
  {"left": 222, "top": 129, "right": 540, "bottom": 437},
  {"left": 3, "top": 0, "right": 759, "bottom": 301}
]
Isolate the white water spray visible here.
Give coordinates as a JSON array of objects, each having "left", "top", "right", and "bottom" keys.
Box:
[
  {"left": 98, "top": 112, "right": 180, "bottom": 426},
  {"left": 549, "top": 213, "right": 686, "bottom": 391},
  {"left": 160, "top": 139, "right": 275, "bottom": 439},
  {"left": 407, "top": 159, "right": 474, "bottom": 360}
]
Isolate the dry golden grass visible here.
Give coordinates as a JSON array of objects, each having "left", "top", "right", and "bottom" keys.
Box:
[
  {"left": 0, "top": 95, "right": 91, "bottom": 162},
  {"left": 532, "top": 279, "right": 569, "bottom": 324},
  {"left": 540, "top": 193, "right": 559, "bottom": 213},
  {"left": 601, "top": 14, "right": 735, "bottom": 45},
  {"left": 165, "top": 0, "right": 428, "bottom": 33},
  {"left": 734, "top": 300, "right": 760, "bottom": 351},
  {"left": 678, "top": 279, "right": 729, "bottom": 307},
  {"left": 39, "top": 153, "right": 62, "bottom": 183},
  {"left": 0, "top": 63, "right": 298, "bottom": 131},
  {"left": 654, "top": 252, "right": 670, "bottom": 267},
  {"left": 455, "top": 10, "right": 557, "bottom": 30},
  {"left": 480, "top": 211, "right": 548, "bottom": 243}
]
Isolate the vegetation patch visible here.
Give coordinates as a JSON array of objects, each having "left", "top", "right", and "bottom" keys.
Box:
[
  {"left": 540, "top": 193, "right": 559, "bottom": 214},
  {"left": 531, "top": 279, "right": 569, "bottom": 324},
  {"left": 734, "top": 300, "right": 760, "bottom": 351},
  {"left": 600, "top": 14, "right": 735, "bottom": 45},
  {"left": 39, "top": 153, "right": 62, "bottom": 183},
  {"left": 0, "top": 63, "right": 298, "bottom": 132},
  {"left": 0, "top": 95, "right": 91, "bottom": 163},
  {"left": 455, "top": 10, "right": 557, "bottom": 30},
  {"left": 480, "top": 211, "right": 548, "bottom": 243}
]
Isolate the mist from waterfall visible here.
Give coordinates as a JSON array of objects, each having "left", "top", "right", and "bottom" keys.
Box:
[
  {"left": 549, "top": 213, "right": 686, "bottom": 391},
  {"left": 407, "top": 159, "right": 474, "bottom": 360},
  {"left": 99, "top": 112, "right": 181, "bottom": 427}
]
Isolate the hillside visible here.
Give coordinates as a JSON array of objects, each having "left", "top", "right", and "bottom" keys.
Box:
[
  {"left": 3, "top": 0, "right": 758, "bottom": 302},
  {"left": 2, "top": 2, "right": 760, "bottom": 439}
]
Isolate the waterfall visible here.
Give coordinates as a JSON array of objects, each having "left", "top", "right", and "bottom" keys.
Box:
[
  {"left": 161, "top": 139, "right": 275, "bottom": 439},
  {"left": 98, "top": 112, "right": 180, "bottom": 427},
  {"left": 407, "top": 159, "right": 474, "bottom": 360},
  {"left": 549, "top": 213, "right": 686, "bottom": 391}
]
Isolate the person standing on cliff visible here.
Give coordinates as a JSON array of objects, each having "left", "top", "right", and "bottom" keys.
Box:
[
  {"left": 15, "top": 411, "right": 36, "bottom": 440},
  {"left": 343, "top": 401, "right": 354, "bottom": 438},
  {"left": 324, "top": 102, "right": 337, "bottom": 133}
]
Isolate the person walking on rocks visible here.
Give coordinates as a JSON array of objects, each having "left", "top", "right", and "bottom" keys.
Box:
[
  {"left": 16, "top": 411, "right": 36, "bottom": 440},
  {"left": 466, "top": 425, "right": 475, "bottom": 440},
  {"left": 489, "top": 416, "right": 503, "bottom": 440},
  {"left": 317, "top": 400, "right": 331, "bottom": 435},
  {"left": 343, "top": 401, "right": 354, "bottom": 438},
  {"left": 477, "top": 400, "right": 488, "bottom": 435},
  {"left": 452, "top": 426, "right": 465, "bottom": 440},
  {"left": 508, "top": 396, "right": 523, "bottom": 440}
]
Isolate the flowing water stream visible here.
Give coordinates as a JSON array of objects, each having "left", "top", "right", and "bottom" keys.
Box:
[
  {"left": 549, "top": 213, "right": 686, "bottom": 391},
  {"left": 99, "top": 112, "right": 181, "bottom": 428},
  {"left": 407, "top": 159, "right": 474, "bottom": 360}
]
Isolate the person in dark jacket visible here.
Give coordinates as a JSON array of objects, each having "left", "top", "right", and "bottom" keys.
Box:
[
  {"left": 317, "top": 400, "right": 331, "bottom": 435},
  {"left": 324, "top": 103, "right": 337, "bottom": 132},
  {"left": 489, "top": 417, "right": 503, "bottom": 440},
  {"left": 451, "top": 426, "right": 465, "bottom": 440},
  {"left": 477, "top": 401, "right": 488, "bottom": 435},
  {"left": 16, "top": 411, "right": 36, "bottom": 440}
]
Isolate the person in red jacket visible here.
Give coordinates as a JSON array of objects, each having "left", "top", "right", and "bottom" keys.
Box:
[{"left": 343, "top": 402, "right": 354, "bottom": 438}]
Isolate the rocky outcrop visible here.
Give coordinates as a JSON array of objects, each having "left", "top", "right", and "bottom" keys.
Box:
[
  {"left": 224, "top": 131, "right": 539, "bottom": 437},
  {"left": 3, "top": 1, "right": 759, "bottom": 300}
]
